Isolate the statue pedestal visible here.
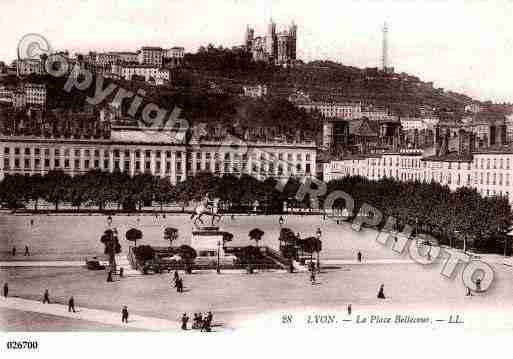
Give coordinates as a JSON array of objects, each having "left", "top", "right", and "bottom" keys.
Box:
[{"left": 191, "top": 227, "right": 225, "bottom": 257}]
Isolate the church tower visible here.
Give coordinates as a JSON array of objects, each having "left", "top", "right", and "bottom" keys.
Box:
[
  {"left": 266, "top": 18, "right": 277, "bottom": 59},
  {"left": 245, "top": 25, "right": 254, "bottom": 49},
  {"left": 288, "top": 21, "right": 297, "bottom": 60}
]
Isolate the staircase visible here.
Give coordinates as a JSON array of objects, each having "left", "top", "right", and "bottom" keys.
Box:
[{"left": 261, "top": 247, "right": 292, "bottom": 270}]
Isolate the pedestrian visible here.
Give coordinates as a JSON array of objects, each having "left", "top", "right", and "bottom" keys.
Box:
[
  {"left": 357, "top": 251, "right": 362, "bottom": 263},
  {"left": 107, "top": 271, "right": 113, "bottom": 282},
  {"left": 206, "top": 311, "right": 213, "bottom": 330},
  {"left": 122, "top": 305, "right": 129, "bottom": 323},
  {"left": 173, "top": 270, "right": 179, "bottom": 283},
  {"left": 347, "top": 304, "right": 352, "bottom": 315},
  {"left": 24, "top": 245, "right": 30, "bottom": 256},
  {"left": 192, "top": 313, "right": 200, "bottom": 329},
  {"left": 377, "top": 284, "right": 386, "bottom": 299},
  {"left": 177, "top": 278, "right": 183, "bottom": 293},
  {"left": 181, "top": 313, "right": 189, "bottom": 330},
  {"left": 201, "top": 316, "right": 210, "bottom": 332},
  {"left": 310, "top": 270, "right": 316, "bottom": 284},
  {"left": 12, "top": 246, "right": 16, "bottom": 256},
  {"left": 68, "top": 296, "right": 76, "bottom": 313},
  {"left": 42, "top": 289, "right": 50, "bottom": 304},
  {"left": 3, "top": 283, "right": 8, "bottom": 298},
  {"left": 30, "top": 219, "right": 34, "bottom": 226}
]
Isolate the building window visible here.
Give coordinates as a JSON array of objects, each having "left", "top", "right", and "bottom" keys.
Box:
[{"left": 24, "top": 148, "right": 31, "bottom": 155}]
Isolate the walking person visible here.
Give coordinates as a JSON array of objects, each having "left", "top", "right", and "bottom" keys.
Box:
[
  {"left": 347, "top": 304, "right": 352, "bottom": 315},
  {"left": 357, "top": 251, "right": 362, "bottom": 263},
  {"left": 3, "top": 283, "right": 8, "bottom": 298},
  {"left": 206, "top": 311, "right": 213, "bottom": 331},
  {"left": 24, "top": 245, "right": 30, "bottom": 256},
  {"left": 42, "top": 289, "right": 50, "bottom": 304},
  {"left": 107, "top": 271, "right": 113, "bottom": 282},
  {"left": 377, "top": 284, "right": 386, "bottom": 299},
  {"left": 173, "top": 270, "right": 179, "bottom": 284},
  {"left": 177, "top": 278, "right": 183, "bottom": 293},
  {"left": 310, "top": 269, "right": 316, "bottom": 284},
  {"left": 11, "top": 246, "right": 16, "bottom": 256},
  {"left": 121, "top": 306, "right": 129, "bottom": 323},
  {"left": 68, "top": 296, "right": 76, "bottom": 313},
  {"left": 181, "top": 313, "right": 189, "bottom": 330}
]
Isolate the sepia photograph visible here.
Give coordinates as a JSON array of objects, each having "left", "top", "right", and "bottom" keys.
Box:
[{"left": 0, "top": 0, "right": 512, "bottom": 356}]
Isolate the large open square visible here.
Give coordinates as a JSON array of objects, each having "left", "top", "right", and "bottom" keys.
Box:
[{"left": 1, "top": 213, "right": 512, "bottom": 331}]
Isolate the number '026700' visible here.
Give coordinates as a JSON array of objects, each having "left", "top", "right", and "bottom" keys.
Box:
[{"left": 6, "top": 341, "right": 38, "bottom": 350}]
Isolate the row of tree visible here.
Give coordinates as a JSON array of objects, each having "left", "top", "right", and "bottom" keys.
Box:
[
  {"left": 1, "top": 170, "right": 511, "bottom": 253},
  {"left": 322, "top": 176, "right": 512, "bottom": 254},
  {"left": 0, "top": 170, "right": 307, "bottom": 212}
]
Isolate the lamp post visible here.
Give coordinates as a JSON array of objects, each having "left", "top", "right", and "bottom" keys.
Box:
[
  {"left": 217, "top": 240, "right": 221, "bottom": 274},
  {"left": 316, "top": 227, "right": 322, "bottom": 273}
]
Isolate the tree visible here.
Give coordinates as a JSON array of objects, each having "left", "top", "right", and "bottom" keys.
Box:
[
  {"left": 249, "top": 228, "right": 264, "bottom": 247},
  {"left": 164, "top": 227, "right": 178, "bottom": 248},
  {"left": 126, "top": 228, "right": 143, "bottom": 247},
  {"left": 154, "top": 178, "right": 175, "bottom": 212},
  {"left": 178, "top": 245, "right": 197, "bottom": 273},
  {"left": 42, "top": 170, "right": 70, "bottom": 211},
  {"left": 134, "top": 245, "right": 155, "bottom": 262}
]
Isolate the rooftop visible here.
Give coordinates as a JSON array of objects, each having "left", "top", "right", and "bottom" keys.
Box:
[{"left": 422, "top": 152, "right": 473, "bottom": 163}]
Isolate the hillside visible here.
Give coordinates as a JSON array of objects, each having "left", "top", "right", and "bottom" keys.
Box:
[{"left": 180, "top": 48, "right": 478, "bottom": 116}]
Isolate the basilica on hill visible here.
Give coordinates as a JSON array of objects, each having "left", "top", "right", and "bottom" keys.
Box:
[{"left": 245, "top": 19, "right": 297, "bottom": 66}]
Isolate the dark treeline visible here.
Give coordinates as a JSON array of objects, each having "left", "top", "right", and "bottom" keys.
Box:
[
  {"left": 0, "top": 171, "right": 511, "bottom": 253},
  {"left": 323, "top": 176, "right": 512, "bottom": 254},
  {"left": 0, "top": 171, "right": 304, "bottom": 213}
]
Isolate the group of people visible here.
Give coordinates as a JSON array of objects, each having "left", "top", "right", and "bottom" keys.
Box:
[
  {"left": 181, "top": 311, "right": 213, "bottom": 332},
  {"left": 11, "top": 245, "right": 30, "bottom": 257},
  {"left": 172, "top": 270, "right": 184, "bottom": 292},
  {"left": 40, "top": 288, "right": 76, "bottom": 312}
]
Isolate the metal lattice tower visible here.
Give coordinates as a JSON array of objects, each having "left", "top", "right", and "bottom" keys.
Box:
[{"left": 382, "top": 21, "right": 388, "bottom": 70}]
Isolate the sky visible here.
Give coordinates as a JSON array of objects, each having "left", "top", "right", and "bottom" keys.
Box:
[{"left": 1, "top": 0, "right": 512, "bottom": 102}]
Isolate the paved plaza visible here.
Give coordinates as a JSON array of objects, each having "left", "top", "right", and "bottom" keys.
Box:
[
  {"left": 1, "top": 213, "right": 513, "bottom": 331},
  {"left": 0, "top": 213, "right": 425, "bottom": 261}
]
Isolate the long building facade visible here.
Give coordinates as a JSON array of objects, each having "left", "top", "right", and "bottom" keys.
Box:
[
  {"left": 324, "top": 147, "right": 513, "bottom": 204},
  {"left": 0, "top": 129, "right": 317, "bottom": 185}
]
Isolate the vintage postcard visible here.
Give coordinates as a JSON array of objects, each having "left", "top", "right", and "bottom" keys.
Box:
[{"left": 1, "top": 0, "right": 512, "bottom": 357}]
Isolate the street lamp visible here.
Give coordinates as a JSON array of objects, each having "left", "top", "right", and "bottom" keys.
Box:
[
  {"left": 316, "top": 227, "right": 322, "bottom": 273},
  {"left": 217, "top": 240, "right": 221, "bottom": 274}
]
